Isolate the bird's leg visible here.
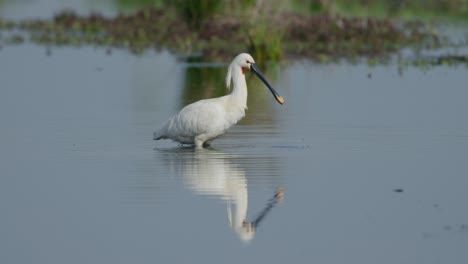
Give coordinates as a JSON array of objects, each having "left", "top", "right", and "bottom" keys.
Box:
[{"left": 194, "top": 136, "right": 205, "bottom": 149}]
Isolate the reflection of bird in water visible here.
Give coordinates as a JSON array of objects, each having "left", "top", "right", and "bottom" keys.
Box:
[
  {"left": 157, "top": 148, "right": 283, "bottom": 241},
  {"left": 153, "top": 53, "right": 284, "bottom": 148},
  {"left": 230, "top": 187, "right": 284, "bottom": 241}
]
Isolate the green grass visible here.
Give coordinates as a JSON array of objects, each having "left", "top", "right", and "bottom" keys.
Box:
[
  {"left": 245, "top": 18, "right": 283, "bottom": 63},
  {"left": 292, "top": 0, "right": 468, "bottom": 21}
]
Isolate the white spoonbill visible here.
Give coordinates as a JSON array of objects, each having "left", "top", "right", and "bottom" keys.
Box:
[{"left": 153, "top": 53, "right": 284, "bottom": 148}]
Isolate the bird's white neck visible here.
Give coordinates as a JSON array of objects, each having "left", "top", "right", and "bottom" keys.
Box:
[{"left": 228, "top": 66, "right": 248, "bottom": 110}]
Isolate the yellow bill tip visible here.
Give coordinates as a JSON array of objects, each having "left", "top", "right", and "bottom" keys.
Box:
[{"left": 276, "top": 95, "right": 285, "bottom": 105}]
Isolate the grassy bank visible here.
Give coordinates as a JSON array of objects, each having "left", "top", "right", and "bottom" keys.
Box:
[{"left": 0, "top": 0, "right": 466, "bottom": 63}]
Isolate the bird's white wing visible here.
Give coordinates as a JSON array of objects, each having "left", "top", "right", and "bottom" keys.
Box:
[{"left": 166, "top": 97, "right": 228, "bottom": 138}]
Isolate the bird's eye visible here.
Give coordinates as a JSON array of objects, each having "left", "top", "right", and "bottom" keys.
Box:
[{"left": 246, "top": 60, "right": 251, "bottom": 64}]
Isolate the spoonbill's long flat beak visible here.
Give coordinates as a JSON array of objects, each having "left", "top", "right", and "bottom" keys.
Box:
[{"left": 251, "top": 63, "right": 285, "bottom": 105}]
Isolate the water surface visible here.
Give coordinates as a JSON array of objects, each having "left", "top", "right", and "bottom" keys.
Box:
[{"left": 1, "top": 43, "right": 468, "bottom": 264}]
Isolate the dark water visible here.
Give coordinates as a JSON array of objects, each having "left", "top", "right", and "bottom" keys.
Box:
[{"left": 2, "top": 1, "right": 468, "bottom": 263}]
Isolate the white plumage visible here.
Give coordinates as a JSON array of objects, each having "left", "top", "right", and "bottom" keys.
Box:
[{"left": 153, "top": 53, "right": 284, "bottom": 148}]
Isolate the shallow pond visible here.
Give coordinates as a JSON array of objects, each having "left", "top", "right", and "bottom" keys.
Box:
[
  {"left": 1, "top": 43, "right": 468, "bottom": 264},
  {"left": 2, "top": 1, "right": 468, "bottom": 263}
]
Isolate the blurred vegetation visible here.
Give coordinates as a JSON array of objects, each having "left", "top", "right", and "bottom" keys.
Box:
[
  {"left": 0, "top": 0, "right": 467, "bottom": 63},
  {"left": 246, "top": 18, "right": 284, "bottom": 62},
  {"left": 169, "top": 0, "right": 222, "bottom": 29},
  {"left": 298, "top": 0, "right": 468, "bottom": 19},
  {"left": 112, "top": 0, "right": 468, "bottom": 20}
]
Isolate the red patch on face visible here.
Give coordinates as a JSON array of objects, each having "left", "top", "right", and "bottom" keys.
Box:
[{"left": 241, "top": 67, "right": 245, "bottom": 75}]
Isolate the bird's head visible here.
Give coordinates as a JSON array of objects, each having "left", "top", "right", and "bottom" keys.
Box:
[
  {"left": 234, "top": 53, "right": 256, "bottom": 71},
  {"left": 227, "top": 53, "right": 284, "bottom": 105}
]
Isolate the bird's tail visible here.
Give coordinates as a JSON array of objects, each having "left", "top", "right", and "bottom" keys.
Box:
[
  {"left": 153, "top": 122, "right": 168, "bottom": 140},
  {"left": 153, "top": 129, "right": 165, "bottom": 140},
  {"left": 153, "top": 132, "right": 162, "bottom": 140}
]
